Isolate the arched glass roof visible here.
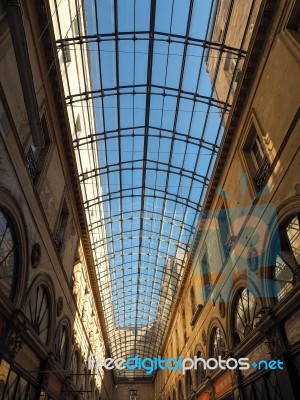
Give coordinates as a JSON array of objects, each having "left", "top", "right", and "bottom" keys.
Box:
[{"left": 53, "top": 0, "right": 252, "bottom": 380}]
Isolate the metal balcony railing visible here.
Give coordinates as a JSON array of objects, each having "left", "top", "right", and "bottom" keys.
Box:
[
  {"left": 254, "top": 155, "right": 271, "bottom": 189},
  {"left": 26, "top": 146, "right": 39, "bottom": 182}
]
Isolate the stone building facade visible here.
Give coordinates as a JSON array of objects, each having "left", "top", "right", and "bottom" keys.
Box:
[
  {"left": 0, "top": 0, "right": 113, "bottom": 398},
  {"left": 155, "top": 0, "right": 300, "bottom": 399}
]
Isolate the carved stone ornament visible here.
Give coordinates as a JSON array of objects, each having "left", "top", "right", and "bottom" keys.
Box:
[
  {"left": 31, "top": 243, "right": 41, "bottom": 268},
  {"left": 57, "top": 296, "right": 64, "bottom": 317},
  {"left": 202, "top": 329, "right": 206, "bottom": 346},
  {"left": 219, "top": 299, "right": 226, "bottom": 318},
  {"left": 247, "top": 246, "right": 259, "bottom": 272}
]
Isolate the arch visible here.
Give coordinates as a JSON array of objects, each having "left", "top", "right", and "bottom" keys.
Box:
[
  {"left": 207, "top": 320, "right": 227, "bottom": 359},
  {"left": 190, "top": 286, "right": 196, "bottom": 317},
  {"left": 0, "top": 188, "right": 28, "bottom": 307},
  {"left": 182, "top": 308, "right": 187, "bottom": 343},
  {"left": 70, "top": 348, "right": 80, "bottom": 386},
  {"left": 178, "top": 380, "right": 184, "bottom": 400},
  {"left": 194, "top": 346, "right": 206, "bottom": 389},
  {"left": 231, "top": 287, "right": 262, "bottom": 347},
  {"left": 172, "top": 388, "right": 177, "bottom": 400},
  {"left": 185, "top": 369, "right": 193, "bottom": 398},
  {"left": 54, "top": 318, "right": 71, "bottom": 368},
  {"left": 264, "top": 197, "right": 300, "bottom": 303},
  {"left": 89, "top": 377, "right": 95, "bottom": 400},
  {"left": 24, "top": 274, "right": 56, "bottom": 347}
]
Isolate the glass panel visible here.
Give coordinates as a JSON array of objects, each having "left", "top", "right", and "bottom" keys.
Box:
[
  {"left": 25, "top": 285, "right": 50, "bottom": 345},
  {"left": 0, "top": 209, "right": 17, "bottom": 300},
  {"left": 3, "top": 370, "right": 18, "bottom": 400},
  {"left": 286, "top": 215, "right": 300, "bottom": 264},
  {"left": 211, "top": 327, "right": 226, "bottom": 358},
  {"left": 54, "top": 325, "right": 68, "bottom": 367},
  {"left": 233, "top": 288, "right": 261, "bottom": 345},
  {"left": 52, "top": 0, "right": 249, "bottom": 379},
  {"left": 273, "top": 215, "right": 300, "bottom": 301}
]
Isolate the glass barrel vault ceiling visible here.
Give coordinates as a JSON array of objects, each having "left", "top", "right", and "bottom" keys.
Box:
[{"left": 54, "top": 0, "right": 249, "bottom": 380}]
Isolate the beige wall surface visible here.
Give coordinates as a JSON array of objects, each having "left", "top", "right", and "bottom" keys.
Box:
[{"left": 155, "top": 0, "right": 300, "bottom": 398}]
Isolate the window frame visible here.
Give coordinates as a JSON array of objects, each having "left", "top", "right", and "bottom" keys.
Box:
[
  {"left": 210, "top": 326, "right": 226, "bottom": 359},
  {"left": 0, "top": 206, "right": 19, "bottom": 301},
  {"left": 232, "top": 287, "right": 262, "bottom": 347},
  {"left": 200, "top": 250, "right": 212, "bottom": 302},
  {"left": 272, "top": 213, "right": 300, "bottom": 301},
  {"left": 25, "top": 106, "right": 52, "bottom": 185},
  {"left": 129, "top": 388, "right": 138, "bottom": 400},
  {"left": 217, "top": 202, "right": 232, "bottom": 263},
  {"left": 25, "top": 284, "right": 51, "bottom": 346},
  {"left": 286, "top": 0, "right": 300, "bottom": 46},
  {"left": 190, "top": 286, "right": 196, "bottom": 316},
  {"left": 195, "top": 349, "right": 206, "bottom": 388},
  {"left": 54, "top": 323, "right": 69, "bottom": 368},
  {"left": 241, "top": 116, "right": 271, "bottom": 192},
  {"left": 54, "top": 197, "right": 70, "bottom": 252}
]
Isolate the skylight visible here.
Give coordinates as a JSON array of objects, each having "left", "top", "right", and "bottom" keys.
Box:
[{"left": 52, "top": 0, "right": 250, "bottom": 380}]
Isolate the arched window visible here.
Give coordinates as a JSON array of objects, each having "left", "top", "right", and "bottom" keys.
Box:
[
  {"left": 89, "top": 378, "right": 95, "bottom": 400},
  {"left": 84, "top": 368, "right": 92, "bottom": 400},
  {"left": 54, "top": 324, "right": 68, "bottom": 367},
  {"left": 25, "top": 284, "right": 50, "bottom": 345},
  {"left": 233, "top": 288, "right": 261, "bottom": 346},
  {"left": 169, "top": 341, "right": 173, "bottom": 358},
  {"left": 178, "top": 380, "right": 183, "bottom": 400},
  {"left": 190, "top": 286, "right": 196, "bottom": 316},
  {"left": 175, "top": 329, "right": 179, "bottom": 357},
  {"left": 71, "top": 350, "right": 79, "bottom": 386},
  {"left": 129, "top": 389, "right": 137, "bottom": 400},
  {"left": 0, "top": 207, "right": 18, "bottom": 300},
  {"left": 195, "top": 350, "right": 205, "bottom": 387},
  {"left": 182, "top": 309, "right": 187, "bottom": 342},
  {"left": 185, "top": 369, "right": 193, "bottom": 397},
  {"left": 173, "top": 389, "right": 176, "bottom": 400},
  {"left": 273, "top": 214, "right": 300, "bottom": 301},
  {"left": 210, "top": 327, "right": 226, "bottom": 358}
]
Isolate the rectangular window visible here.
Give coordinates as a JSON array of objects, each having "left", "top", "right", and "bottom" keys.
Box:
[
  {"left": 181, "top": 309, "right": 187, "bottom": 342},
  {"left": 63, "top": 46, "right": 71, "bottom": 63},
  {"left": 229, "top": 58, "right": 241, "bottom": 83},
  {"left": 201, "top": 252, "right": 212, "bottom": 300},
  {"left": 72, "top": 14, "right": 81, "bottom": 36},
  {"left": 224, "top": 53, "right": 231, "bottom": 71},
  {"left": 129, "top": 389, "right": 137, "bottom": 400},
  {"left": 54, "top": 200, "right": 69, "bottom": 251},
  {"left": 26, "top": 113, "right": 51, "bottom": 184},
  {"left": 218, "top": 205, "right": 231, "bottom": 261},
  {"left": 243, "top": 122, "right": 271, "bottom": 190},
  {"left": 251, "top": 135, "right": 265, "bottom": 168},
  {"left": 251, "top": 135, "right": 270, "bottom": 189},
  {"left": 287, "top": 0, "right": 300, "bottom": 43},
  {"left": 26, "top": 144, "right": 39, "bottom": 182}
]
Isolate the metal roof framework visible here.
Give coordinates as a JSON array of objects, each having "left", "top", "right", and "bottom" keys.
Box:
[{"left": 53, "top": 0, "right": 254, "bottom": 380}]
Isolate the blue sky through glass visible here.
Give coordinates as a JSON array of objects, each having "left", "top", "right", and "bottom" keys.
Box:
[{"left": 78, "top": 0, "right": 227, "bottom": 365}]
